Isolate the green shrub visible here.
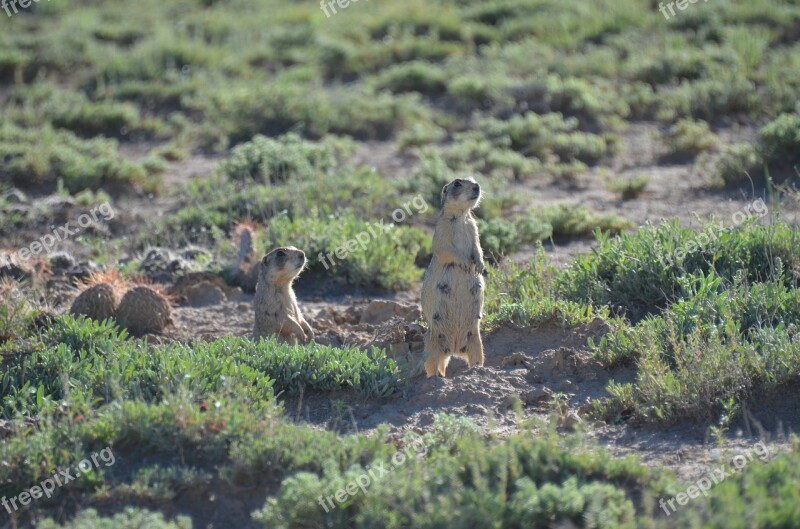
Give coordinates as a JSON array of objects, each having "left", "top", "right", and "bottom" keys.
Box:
[
  {"left": 478, "top": 112, "right": 615, "bottom": 165},
  {"left": 447, "top": 73, "right": 513, "bottom": 111},
  {"left": 606, "top": 175, "right": 650, "bottom": 200},
  {"left": 478, "top": 214, "right": 553, "bottom": 262},
  {"left": 758, "top": 112, "right": 800, "bottom": 167},
  {"left": 219, "top": 133, "right": 348, "bottom": 183},
  {"left": 262, "top": 210, "right": 430, "bottom": 291},
  {"left": 188, "top": 81, "right": 429, "bottom": 146},
  {"left": 0, "top": 322, "right": 399, "bottom": 417},
  {"left": 162, "top": 165, "right": 405, "bottom": 239},
  {"left": 478, "top": 218, "right": 520, "bottom": 258},
  {"left": 255, "top": 417, "right": 645, "bottom": 529},
  {"left": 540, "top": 203, "right": 630, "bottom": 239},
  {"left": 0, "top": 281, "right": 38, "bottom": 343},
  {"left": 375, "top": 61, "right": 448, "bottom": 95},
  {"left": 485, "top": 250, "right": 610, "bottom": 330},
  {"left": 0, "top": 122, "right": 156, "bottom": 194},
  {"left": 666, "top": 118, "right": 718, "bottom": 157},
  {"left": 397, "top": 122, "right": 447, "bottom": 151},
  {"left": 712, "top": 143, "right": 764, "bottom": 187},
  {"left": 597, "top": 276, "right": 800, "bottom": 421},
  {"left": 509, "top": 74, "right": 629, "bottom": 125},
  {"left": 38, "top": 510, "right": 192, "bottom": 529},
  {"left": 560, "top": 218, "right": 798, "bottom": 321},
  {"left": 659, "top": 76, "right": 757, "bottom": 120}
]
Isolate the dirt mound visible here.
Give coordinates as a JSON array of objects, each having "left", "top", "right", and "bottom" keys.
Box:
[{"left": 309, "top": 300, "right": 424, "bottom": 357}]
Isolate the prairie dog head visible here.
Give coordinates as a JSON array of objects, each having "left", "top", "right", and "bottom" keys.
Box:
[
  {"left": 258, "top": 246, "right": 307, "bottom": 287},
  {"left": 440, "top": 177, "right": 481, "bottom": 214}
]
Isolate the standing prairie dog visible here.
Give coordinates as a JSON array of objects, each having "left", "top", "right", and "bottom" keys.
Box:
[
  {"left": 253, "top": 246, "right": 314, "bottom": 345},
  {"left": 421, "top": 177, "right": 485, "bottom": 377}
]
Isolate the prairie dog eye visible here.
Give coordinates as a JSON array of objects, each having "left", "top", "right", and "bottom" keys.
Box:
[
  {"left": 276, "top": 250, "right": 286, "bottom": 257},
  {"left": 453, "top": 181, "right": 462, "bottom": 188}
]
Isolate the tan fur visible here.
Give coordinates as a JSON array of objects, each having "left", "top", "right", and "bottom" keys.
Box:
[
  {"left": 421, "top": 177, "right": 485, "bottom": 377},
  {"left": 253, "top": 246, "right": 314, "bottom": 345}
]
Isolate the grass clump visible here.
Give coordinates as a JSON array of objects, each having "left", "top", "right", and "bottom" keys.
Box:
[
  {"left": 758, "top": 112, "right": 800, "bottom": 168},
  {"left": 261, "top": 210, "right": 430, "bottom": 292},
  {"left": 477, "top": 204, "right": 629, "bottom": 262},
  {"left": 0, "top": 280, "right": 39, "bottom": 343},
  {"left": 1, "top": 318, "right": 399, "bottom": 417},
  {"left": 0, "top": 122, "right": 157, "bottom": 194},
  {"left": 665, "top": 118, "right": 718, "bottom": 158},
  {"left": 564, "top": 217, "right": 800, "bottom": 422},
  {"left": 712, "top": 142, "right": 763, "bottom": 187},
  {"left": 541, "top": 203, "right": 630, "bottom": 239},
  {"left": 596, "top": 276, "right": 800, "bottom": 422},
  {"left": 560, "top": 217, "right": 794, "bottom": 320},
  {"left": 478, "top": 112, "right": 617, "bottom": 166},
  {"left": 37, "top": 510, "right": 192, "bottom": 529},
  {"left": 254, "top": 416, "right": 650, "bottom": 529},
  {"left": 606, "top": 175, "right": 650, "bottom": 200},
  {"left": 189, "top": 81, "right": 429, "bottom": 147},
  {"left": 485, "top": 249, "right": 610, "bottom": 330},
  {"left": 713, "top": 112, "right": 800, "bottom": 186},
  {"left": 374, "top": 60, "right": 448, "bottom": 95},
  {"left": 219, "top": 133, "right": 351, "bottom": 184}
]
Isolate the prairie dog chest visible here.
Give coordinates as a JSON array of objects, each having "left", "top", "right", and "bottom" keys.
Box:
[{"left": 442, "top": 216, "right": 476, "bottom": 257}]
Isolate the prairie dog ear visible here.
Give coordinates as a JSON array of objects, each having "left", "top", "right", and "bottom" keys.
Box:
[
  {"left": 440, "top": 183, "right": 448, "bottom": 207},
  {"left": 261, "top": 254, "right": 270, "bottom": 266}
]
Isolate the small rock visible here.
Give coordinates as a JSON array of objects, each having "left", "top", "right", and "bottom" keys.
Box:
[
  {"left": 522, "top": 386, "right": 553, "bottom": 405},
  {"left": 0, "top": 253, "right": 31, "bottom": 281},
  {"left": 48, "top": 252, "right": 77, "bottom": 271},
  {"left": 389, "top": 342, "right": 411, "bottom": 355},
  {"left": 525, "top": 370, "right": 544, "bottom": 384},
  {"left": 65, "top": 261, "right": 100, "bottom": 282},
  {"left": 167, "top": 259, "right": 188, "bottom": 273},
  {"left": 181, "top": 248, "right": 210, "bottom": 261},
  {"left": 578, "top": 402, "right": 595, "bottom": 417},
  {"left": 140, "top": 248, "right": 174, "bottom": 274},
  {"left": 339, "top": 306, "right": 361, "bottom": 325},
  {"left": 501, "top": 352, "right": 531, "bottom": 368},
  {"left": 185, "top": 282, "right": 226, "bottom": 307},
  {"left": 3, "top": 189, "right": 28, "bottom": 204},
  {"left": 314, "top": 308, "right": 337, "bottom": 329},
  {"left": 560, "top": 411, "right": 582, "bottom": 430},
  {"left": 225, "top": 286, "right": 245, "bottom": 301},
  {"left": 40, "top": 195, "right": 75, "bottom": 210},
  {"left": 360, "top": 300, "right": 421, "bottom": 325},
  {"left": 501, "top": 394, "right": 523, "bottom": 409}
]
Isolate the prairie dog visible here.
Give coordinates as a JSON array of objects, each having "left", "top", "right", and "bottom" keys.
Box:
[
  {"left": 253, "top": 246, "right": 314, "bottom": 345},
  {"left": 421, "top": 177, "right": 485, "bottom": 377}
]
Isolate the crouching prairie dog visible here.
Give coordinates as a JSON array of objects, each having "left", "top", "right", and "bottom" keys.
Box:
[
  {"left": 253, "top": 246, "right": 314, "bottom": 345},
  {"left": 421, "top": 177, "right": 485, "bottom": 377}
]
